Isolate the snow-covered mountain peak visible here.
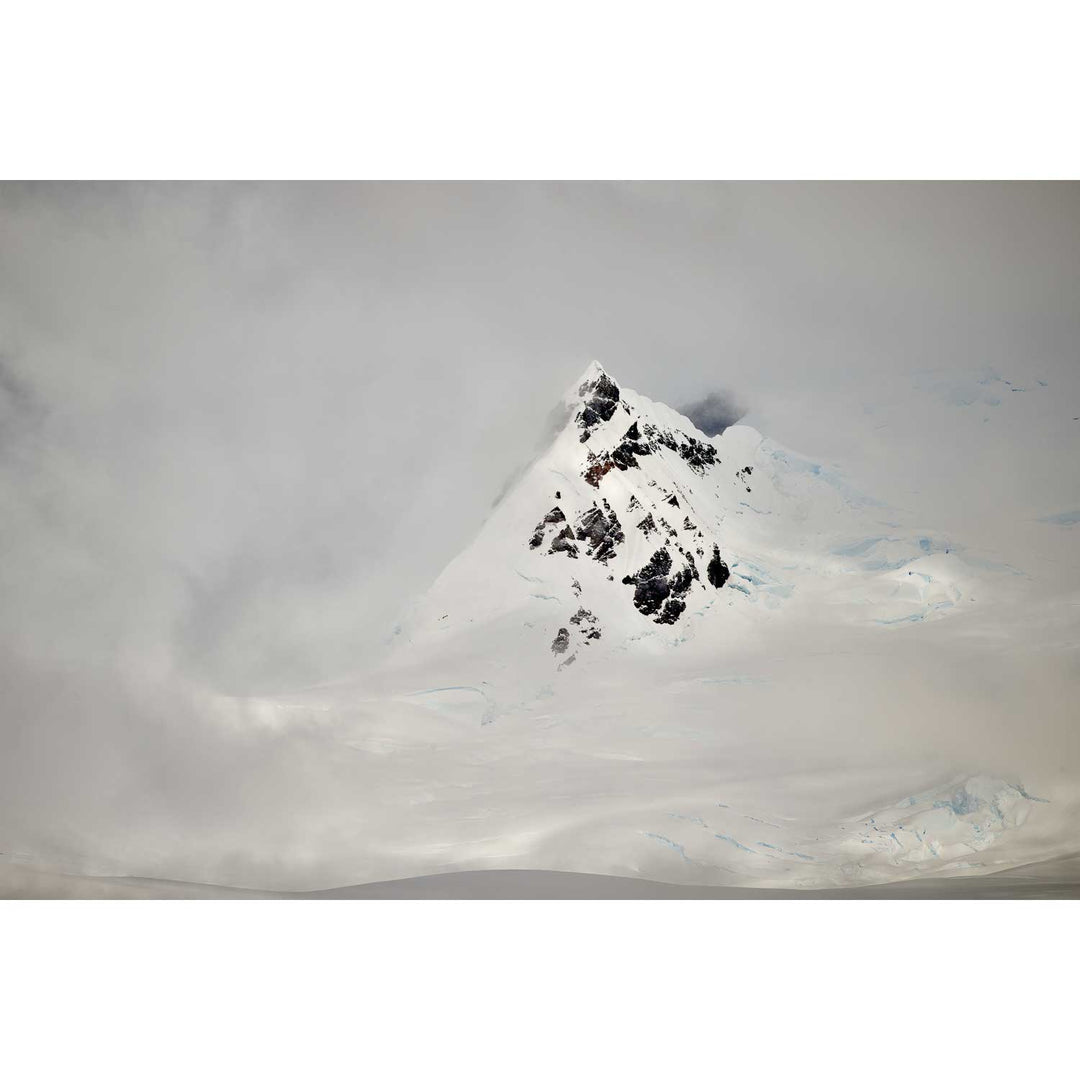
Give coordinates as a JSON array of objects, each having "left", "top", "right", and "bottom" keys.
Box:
[{"left": 391, "top": 363, "right": 1000, "bottom": 683}]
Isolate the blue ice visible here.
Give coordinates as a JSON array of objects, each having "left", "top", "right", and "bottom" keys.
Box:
[{"left": 1040, "top": 510, "right": 1080, "bottom": 527}]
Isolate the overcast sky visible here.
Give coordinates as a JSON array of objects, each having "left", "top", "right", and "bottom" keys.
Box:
[{"left": 1, "top": 182, "right": 1078, "bottom": 883}]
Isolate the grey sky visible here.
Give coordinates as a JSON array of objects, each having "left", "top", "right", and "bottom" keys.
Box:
[{"left": 1, "top": 182, "right": 1078, "bottom": 885}]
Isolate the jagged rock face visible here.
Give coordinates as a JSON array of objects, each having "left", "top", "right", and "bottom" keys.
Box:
[
  {"left": 569, "top": 606, "right": 601, "bottom": 641},
  {"left": 622, "top": 545, "right": 700, "bottom": 624},
  {"left": 583, "top": 455, "right": 617, "bottom": 487},
  {"left": 535, "top": 501, "right": 626, "bottom": 566},
  {"left": 397, "top": 362, "right": 746, "bottom": 671},
  {"left": 575, "top": 503, "right": 624, "bottom": 563},
  {"left": 576, "top": 372, "right": 622, "bottom": 442},
  {"left": 550, "top": 525, "right": 579, "bottom": 557},
  {"left": 637, "top": 513, "right": 657, "bottom": 538},
  {"left": 707, "top": 545, "right": 730, "bottom": 589},
  {"left": 579, "top": 419, "right": 719, "bottom": 490},
  {"left": 407, "top": 361, "right": 987, "bottom": 683},
  {"left": 622, "top": 548, "right": 673, "bottom": 616},
  {"left": 517, "top": 364, "right": 737, "bottom": 656},
  {"left": 530, "top": 506, "right": 567, "bottom": 549}
]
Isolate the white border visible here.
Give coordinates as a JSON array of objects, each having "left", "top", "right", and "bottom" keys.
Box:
[
  {"left": 2, "top": 1, "right": 1078, "bottom": 178},
  {"left": 2, "top": 900, "right": 1075, "bottom": 1077}
]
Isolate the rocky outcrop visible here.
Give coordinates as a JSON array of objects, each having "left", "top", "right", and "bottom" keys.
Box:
[
  {"left": 654, "top": 598, "right": 686, "bottom": 624},
  {"left": 621, "top": 544, "right": 701, "bottom": 624},
  {"left": 569, "top": 606, "right": 601, "bottom": 642},
  {"left": 638, "top": 423, "right": 719, "bottom": 475},
  {"left": 576, "top": 372, "right": 621, "bottom": 442},
  {"left": 529, "top": 506, "right": 567, "bottom": 549},
  {"left": 575, "top": 503, "right": 624, "bottom": 563},
  {"left": 622, "top": 548, "right": 673, "bottom": 617},
  {"left": 583, "top": 453, "right": 617, "bottom": 487},
  {"left": 582, "top": 417, "right": 717, "bottom": 488},
  {"left": 550, "top": 525, "right": 580, "bottom": 558},
  {"left": 707, "top": 545, "right": 730, "bottom": 589},
  {"left": 520, "top": 365, "right": 739, "bottom": 646}
]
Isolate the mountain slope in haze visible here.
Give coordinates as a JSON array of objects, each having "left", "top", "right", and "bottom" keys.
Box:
[
  {"left": 389, "top": 361, "right": 996, "bottom": 689},
  {"left": 182, "top": 362, "right": 1069, "bottom": 893}
]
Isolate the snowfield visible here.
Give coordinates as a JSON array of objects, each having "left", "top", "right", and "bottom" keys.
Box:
[{"left": 199, "top": 361, "right": 1075, "bottom": 892}]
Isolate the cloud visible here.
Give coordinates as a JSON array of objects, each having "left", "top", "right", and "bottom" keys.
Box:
[
  {"left": 680, "top": 390, "right": 746, "bottom": 436},
  {"left": 0, "top": 181, "right": 1078, "bottom": 888}
]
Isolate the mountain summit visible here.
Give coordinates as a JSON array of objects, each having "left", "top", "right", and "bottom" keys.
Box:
[
  {"left": 390, "top": 362, "right": 986, "bottom": 684},
  {"left": 257, "top": 362, "right": 1055, "bottom": 891}
]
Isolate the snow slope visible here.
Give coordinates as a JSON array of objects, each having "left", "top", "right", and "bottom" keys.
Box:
[
  {"left": 209, "top": 361, "right": 1074, "bottom": 892},
  {"left": 387, "top": 361, "right": 998, "bottom": 691}
]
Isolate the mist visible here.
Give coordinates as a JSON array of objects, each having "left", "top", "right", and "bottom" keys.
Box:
[
  {"left": 681, "top": 390, "right": 746, "bottom": 435},
  {"left": 1, "top": 182, "right": 1078, "bottom": 888}
]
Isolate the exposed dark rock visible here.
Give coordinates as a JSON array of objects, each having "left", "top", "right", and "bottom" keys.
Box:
[
  {"left": 639, "top": 422, "right": 719, "bottom": 475},
  {"left": 622, "top": 546, "right": 700, "bottom": 623},
  {"left": 655, "top": 598, "right": 686, "bottom": 624},
  {"left": 529, "top": 505, "right": 566, "bottom": 548},
  {"left": 575, "top": 504, "right": 624, "bottom": 563},
  {"left": 571, "top": 578, "right": 582, "bottom": 597},
  {"left": 682, "top": 516, "right": 696, "bottom": 531},
  {"left": 569, "top": 607, "right": 598, "bottom": 626},
  {"left": 610, "top": 440, "right": 644, "bottom": 471},
  {"left": 668, "top": 556, "right": 698, "bottom": 599},
  {"left": 666, "top": 494, "right": 680, "bottom": 507},
  {"left": 637, "top": 513, "right": 657, "bottom": 538},
  {"left": 627, "top": 494, "right": 642, "bottom": 512},
  {"left": 555, "top": 490, "right": 561, "bottom": 499},
  {"left": 570, "top": 607, "right": 601, "bottom": 643},
  {"left": 624, "top": 421, "right": 641, "bottom": 440},
  {"left": 633, "top": 575, "right": 670, "bottom": 615},
  {"left": 550, "top": 525, "right": 580, "bottom": 558},
  {"left": 551, "top": 628, "right": 570, "bottom": 654},
  {"left": 622, "top": 548, "right": 673, "bottom": 616},
  {"left": 576, "top": 373, "right": 621, "bottom": 442},
  {"left": 643, "top": 423, "right": 679, "bottom": 453},
  {"left": 707, "top": 544, "right": 730, "bottom": 589},
  {"left": 581, "top": 427, "right": 655, "bottom": 477},
  {"left": 583, "top": 453, "right": 617, "bottom": 487},
  {"left": 679, "top": 437, "right": 718, "bottom": 474}
]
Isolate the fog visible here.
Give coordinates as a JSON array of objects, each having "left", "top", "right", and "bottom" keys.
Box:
[{"left": 1, "top": 182, "right": 1078, "bottom": 887}]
